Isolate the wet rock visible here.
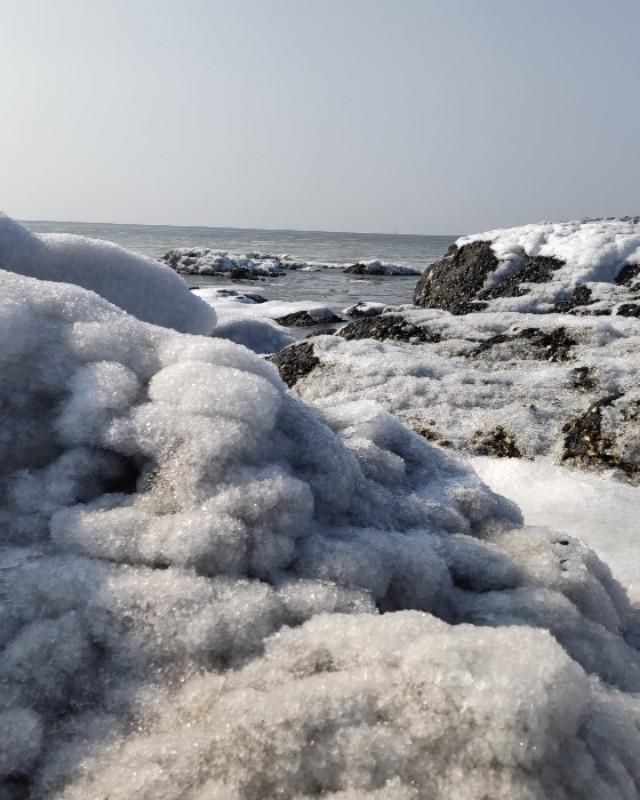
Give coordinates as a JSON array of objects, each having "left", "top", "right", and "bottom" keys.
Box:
[
  {"left": 343, "top": 262, "right": 419, "bottom": 276},
  {"left": 274, "top": 310, "right": 344, "bottom": 327},
  {"left": 472, "top": 426, "right": 522, "bottom": 458},
  {"left": 617, "top": 303, "right": 640, "bottom": 318},
  {"left": 269, "top": 341, "right": 320, "bottom": 387},
  {"left": 337, "top": 314, "right": 441, "bottom": 344},
  {"left": 343, "top": 302, "right": 386, "bottom": 318},
  {"left": 571, "top": 366, "right": 598, "bottom": 392},
  {"left": 414, "top": 241, "right": 499, "bottom": 312}
]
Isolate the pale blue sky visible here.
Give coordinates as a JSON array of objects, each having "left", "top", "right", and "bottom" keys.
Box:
[{"left": 1, "top": 0, "right": 638, "bottom": 234}]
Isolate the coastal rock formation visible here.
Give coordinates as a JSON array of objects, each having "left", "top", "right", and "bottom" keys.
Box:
[
  {"left": 270, "top": 340, "right": 321, "bottom": 387},
  {"left": 274, "top": 308, "right": 344, "bottom": 327},
  {"left": 415, "top": 218, "right": 640, "bottom": 316},
  {"left": 288, "top": 306, "right": 640, "bottom": 480},
  {"left": 338, "top": 313, "right": 441, "bottom": 344},
  {"left": 414, "top": 240, "right": 498, "bottom": 313},
  {"left": 343, "top": 260, "right": 420, "bottom": 276}
]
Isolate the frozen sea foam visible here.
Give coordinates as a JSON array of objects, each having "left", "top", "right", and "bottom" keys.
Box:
[
  {"left": 2, "top": 232, "right": 640, "bottom": 797},
  {"left": 0, "top": 213, "right": 215, "bottom": 334}
]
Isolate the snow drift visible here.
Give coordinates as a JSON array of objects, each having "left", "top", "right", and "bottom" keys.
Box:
[
  {"left": 0, "top": 214, "right": 215, "bottom": 334},
  {"left": 3, "top": 229, "right": 640, "bottom": 797}
]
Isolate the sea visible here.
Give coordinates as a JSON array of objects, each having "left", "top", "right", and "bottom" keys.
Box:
[{"left": 24, "top": 221, "right": 456, "bottom": 307}]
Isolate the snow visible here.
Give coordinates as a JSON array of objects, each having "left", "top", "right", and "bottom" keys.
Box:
[
  {"left": 195, "top": 290, "right": 343, "bottom": 352},
  {"left": 4, "top": 222, "right": 640, "bottom": 798},
  {"left": 0, "top": 214, "right": 215, "bottom": 334},
  {"left": 295, "top": 308, "right": 640, "bottom": 477},
  {"left": 343, "top": 301, "right": 387, "bottom": 317},
  {"left": 473, "top": 457, "right": 640, "bottom": 601},
  {"left": 455, "top": 218, "right": 640, "bottom": 313},
  {"left": 458, "top": 218, "right": 640, "bottom": 283},
  {"left": 164, "top": 247, "right": 420, "bottom": 276}
]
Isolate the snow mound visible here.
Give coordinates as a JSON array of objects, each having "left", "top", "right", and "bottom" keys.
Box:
[
  {"left": 3, "top": 267, "right": 640, "bottom": 797},
  {"left": 0, "top": 214, "right": 215, "bottom": 334}
]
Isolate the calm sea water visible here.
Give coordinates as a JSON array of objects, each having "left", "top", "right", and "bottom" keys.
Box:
[{"left": 24, "top": 221, "right": 456, "bottom": 307}]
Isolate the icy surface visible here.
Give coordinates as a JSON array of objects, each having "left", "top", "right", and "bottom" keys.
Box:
[
  {"left": 473, "top": 457, "right": 640, "bottom": 602},
  {"left": 0, "top": 214, "right": 215, "bottom": 334},
  {"left": 3, "top": 233, "right": 640, "bottom": 796}
]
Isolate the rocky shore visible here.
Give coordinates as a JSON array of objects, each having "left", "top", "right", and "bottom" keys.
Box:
[{"left": 270, "top": 219, "right": 640, "bottom": 483}]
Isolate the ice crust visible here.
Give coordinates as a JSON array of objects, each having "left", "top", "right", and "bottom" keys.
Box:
[
  {"left": 3, "top": 238, "right": 640, "bottom": 796},
  {"left": 0, "top": 214, "right": 215, "bottom": 334}
]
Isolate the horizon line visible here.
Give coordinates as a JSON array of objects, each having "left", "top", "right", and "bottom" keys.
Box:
[{"left": 20, "top": 218, "right": 459, "bottom": 240}]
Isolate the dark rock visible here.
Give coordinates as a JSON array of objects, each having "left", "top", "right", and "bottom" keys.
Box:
[
  {"left": 337, "top": 314, "right": 441, "bottom": 344},
  {"left": 414, "top": 241, "right": 499, "bottom": 312},
  {"left": 480, "top": 256, "right": 564, "bottom": 299},
  {"left": 571, "top": 366, "right": 598, "bottom": 392},
  {"left": 616, "top": 263, "right": 640, "bottom": 287},
  {"left": 344, "top": 302, "right": 386, "bottom": 318},
  {"left": 344, "top": 263, "right": 373, "bottom": 275},
  {"left": 242, "top": 292, "right": 268, "bottom": 304},
  {"left": 414, "top": 242, "right": 568, "bottom": 313},
  {"left": 554, "top": 285, "right": 593, "bottom": 313},
  {"left": 582, "top": 308, "right": 612, "bottom": 316},
  {"left": 229, "top": 267, "right": 256, "bottom": 280},
  {"left": 470, "top": 327, "right": 576, "bottom": 362},
  {"left": 472, "top": 426, "right": 522, "bottom": 458},
  {"left": 518, "top": 327, "right": 576, "bottom": 362},
  {"left": 274, "top": 310, "right": 344, "bottom": 328},
  {"left": 617, "top": 303, "right": 640, "bottom": 318},
  {"left": 560, "top": 394, "right": 639, "bottom": 479},
  {"left": 269, "top": 342, "right": 320, "bottom": 387}
]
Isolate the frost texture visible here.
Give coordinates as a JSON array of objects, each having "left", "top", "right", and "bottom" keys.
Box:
[
  {"left": 2, "top": 260, "right": 640, "bottom": 797},
  {"left": 0, "top": 214, "right": 215, "bottom": 334}
]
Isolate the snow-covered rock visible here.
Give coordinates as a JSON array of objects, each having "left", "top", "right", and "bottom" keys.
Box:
[
  {"left": 343, "top": 260, "right": 420, "bottom": 276},
  {"left": 282, "top": 307, "right": 640, "bottom": 482},
  {"left": 343, "top": 301, "right": 387, "bottom": 317},
  {"left": 4, "top": 259, "right": 640, "bottom": 797},
  {"left": 164, "top": 248, "right": 421, "bottom": 278},
  {"left": 415, "top": 218, "right": 640, "bottom": 315},
  {"left": 0, "top": 214, "right": 215, "bottom": 334},
  {"left": 163, "top": 247, "right": 293, "bottom": 277}
]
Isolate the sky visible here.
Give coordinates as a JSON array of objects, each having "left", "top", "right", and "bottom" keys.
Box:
[{"left": 1, "top": 0, "right": 639, "bottom": 235}]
